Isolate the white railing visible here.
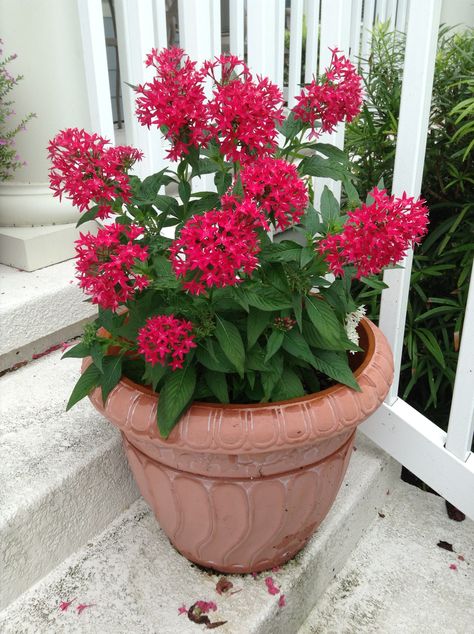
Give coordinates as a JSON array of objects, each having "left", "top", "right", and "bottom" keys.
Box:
[{"left": 77, "top": 0, "right": 474, "bottom": 519}]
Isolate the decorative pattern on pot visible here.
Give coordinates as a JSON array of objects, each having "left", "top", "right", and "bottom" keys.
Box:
[{"left": 87, "top": 318, "right": 393, "bottom": 573}]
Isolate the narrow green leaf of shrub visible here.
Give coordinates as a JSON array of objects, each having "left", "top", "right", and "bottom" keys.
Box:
[
  {"left": 415, "top": 329, "right": 446, "bottom": 368},
  {"left": 66, "top": 363, "right": 102, "bottom": 411},
  {"left": 157, "top": 365, "right": 197, "bottom": 438},
  {"left": 101, "top": 355, "right": 123, "bottom": 404},
  {"left": 215, "top": 317, "right": 245, "bottom": 377}
]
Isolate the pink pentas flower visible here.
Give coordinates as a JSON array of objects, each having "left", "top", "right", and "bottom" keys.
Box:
[
  {"left": 48, "top": 128, "right": 142, "bottom": 218},
  {"left": 135, "top": 47, "right": 209, "bottom": 161},
  {"left": 318, "top": 188, "right": 429, "bottom": 278},
  {"left": 195, "top": 600, "right": 217, "bottom": 613},
  {"left": 265, "top": 576, "right": 280, "bottom": 595},
  {"left": 278, "top": 594, "right": 286, "bottom": 607},
  {"left": 75, "top": 223, "right": 149, "bottom": 310},
  {"left": 76, "top": 603, "right": 95, "bottom": 615},
  {"left": 178, "top": 604, "right": 187, "bottom": 615},
  {"left": 239, "top": 157, "right": 308, "bottom": 230},
  {"left": 59, "top": 599, "right": 75, "bottom": 612},
  {"left": 293, "top": 48, "right": 363, "bottom": 138},
  {"left": 169, "top": 207, "right": 261, "bottom": 294},
  {"left": 137, "top": 315, "right": 196, "bottom": 370},
  {"left": 205, "top": 54, "right": 284, "bottom": 163}
]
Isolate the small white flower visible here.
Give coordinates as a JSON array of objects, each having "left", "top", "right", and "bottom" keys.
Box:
[{"left": 345, "top": 305, "right": 366, "bottom": 352}]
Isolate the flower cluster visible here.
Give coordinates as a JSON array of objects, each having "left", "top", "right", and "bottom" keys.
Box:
[
  {"left": 205, "top": 55, "right": 284, "bottom": 163},
  {"left": 345, "top": 305, "right": 366, "bottom": 350},
  {"left": 75, "top": 223, "right": 149, "bottom": 309},
  {"left": 135, "top": 48, "right": 208, "bottom": 161},
  {"left": 318, "top": 188, "right": 429, "bottom": 278},
  {"left": 137, "top": 315, "right": 196, "bottom": 370},
  {"left": 240, "top": 157, "right": 308, "bottom": 230},
  {"left": 293, "top": 49, "right": 362, "bottom": 137},
  {"left": 169, "top": 207, "right": 261, "bottom": 295},
  {"left": 48, "top": 128, "right": 142, "bottom": 218}
]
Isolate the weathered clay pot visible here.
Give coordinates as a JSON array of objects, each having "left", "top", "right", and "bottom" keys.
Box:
[{"left": 87, "top": 318, "right": 392, "bottom": 573}]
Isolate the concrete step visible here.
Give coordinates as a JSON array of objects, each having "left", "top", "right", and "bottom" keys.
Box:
[
  {"left": 298, "top": 481, "right": 474, "bottom": 634},
  {"left": 0, "top": 350, "right": 139, "bottom": 609},
  {"left": 0, "top": 260, "right": 96, "bottom": 372},
  {"left": 0, "top": 433, "right": 399, "bottom": 633}
]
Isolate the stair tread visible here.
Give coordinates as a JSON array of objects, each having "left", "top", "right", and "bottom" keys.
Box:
[
  {"left": 0, "top": 350, "right": 138, "bottom": 608},
  {"left": 0, "top": 433, "right": 399, "bottom": 634},
  {"left": 299, "top": 482, "right": 474, "bottom": 634}
]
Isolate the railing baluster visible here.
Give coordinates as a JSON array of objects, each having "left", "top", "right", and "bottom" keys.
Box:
[
  {"left": 349, "top": 0, "right": 363, "bottom": 61},
  {"left": 115, "top": 0, "right": 165, "bottom": 176},
  {"left": 378, "top": 0, "right": 442, "bottom": 404},
  {"left": 395, "top": 0, "right": 409, "bottom": 32},
  {"left": 77, "top": 0, "right": 115, "bottom": 142},
  {"left": 361, "top": 0, "right": 376, "bottom": 64},
  {"left": 305, "top": 0, "right": 321, "bottom": 83},
  {"left": 247, "top": 0, "right": 282, "bottom": 86},
  {"left": 152, "top": 0, "right": 167, "bottom": 50},
  {"left": 287, "top": 0, "right": 304, "bottom": 109},
  {"left": 229, "top": 0, "right": 245, "bottom": 58},
  {"left": 445, "top": 266, "right": 474, "bottom": 461}
]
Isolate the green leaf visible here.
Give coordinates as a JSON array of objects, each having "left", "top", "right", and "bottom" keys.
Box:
[
  {"left": 247, "top": 308, "right": 272, "bottom": 348},
  {"left": 305, "top": 296, "right": 349, "bottom": 349},
  {"left": 62, "top": 341, "right": 91, "bottom": 359},
  {"left": 205, "top": 370, "right": 229, "bottom": 403},
  {"left": 298, "top": 155, "right": 346, "bottom": 180},
  {"left": 66, "top": 363, "right": 102, "bottom": 411},
  {"left": 178, "top": 180, "right": 191, "bottom": 204},
  {"left": 196, "top": 342, "right": 235, "bottom": 373},
  {"left": 245, "top": 344, "right": 268, "bottom": 371},
  {"left": 310, "top": 143, "right": 349, "bottom": 163},
  {"left": 415, "top": 328, "right": 446, "bottom": 368},
  {"left": 271, "top": 368, "right": 305, "bottom": 401},
  {"left": 311, "top": 350, "right": 361, "bottom": 391},
  {"left": 153, "top": 194, "right": 180, "bottom": 216},
  {"left": 215, "top": 316, "right": 245, "bottom": 377},
  {"left": 76, "top": 205, "right": 100, "bottom": 228},
  {"left": 300, "top": 246, "right": 315, "bottom": 267},
  {"left": 215, "top": 171, "right": 233, "bottom": 196},
  {"left": 292, "top": 294, "right": 303, "bottom": 331},
  {"left": 188, "top": 193, "right": 221, "bottom": 215},
  {"left": 261, "top": 354, "right": 284, "bottom": 401},
  {"left": 262, "top": 240, "right": 302, "bottom": 263},
  {"left": 157, "top": 365, "right": 197, "bottom": 438},
  {"left": 142, "top": 362, "right": 168, "bottom": 390},
  {"left": 190, "top": 158, "right": 220, "bottom": 177},
  {"left": 101, "top": 355, "right": 123, "bottom": 404},
  {"left": 282, "top": 328, "right": 317, "bottom": 365},
  {"left": 246, "top": 288, "right": 293, "bottom": 311},
  {"left": 90, "top": 342, "right": 104, "bottom": 372},
  {"left": 265, "top": 330, "right": 284, "bottom": 362},
  {"left": 320, "top": 186, "right": 340, "bottom": 224},
  {"left": 301, "top": 204, "right": 323, "bottom": 235},
  {"left": 278, "top": 110, "right": 306, "bottom": 139}
]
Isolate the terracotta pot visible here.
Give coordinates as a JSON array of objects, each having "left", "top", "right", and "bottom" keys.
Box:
[{"left": 86, "top": 317, "right": 393, "bottom": 573}]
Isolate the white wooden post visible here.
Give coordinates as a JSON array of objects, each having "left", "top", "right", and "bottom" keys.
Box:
[
  {"left": 287, "top": 0, "right": 304, "bottom": 109},
  {"left": 115, "top": 0, "right": 165, "bottom": 177},
  {"left": 378, "top": 0, "right": 442, "bottom": 404},
  {"left": 445, "top": 266, "right": 474, "bottom": 461},
  {"left": 349, "top": 0, "right": 363, "bottom": 61},
  {"left": 361, "top": 0, "right": 376, "bottom": 63},
  {"left": 229, "top": 0, "right": 245, "bottom": 58},
  {"left": 248, "top": 0, "right": 285, "bottom": 87},
  {"left": 304, "top": 0, "right": 321, "bottom": 83},
  {"left": 77, "top": 0, "right": 115, "bottom": 142}
]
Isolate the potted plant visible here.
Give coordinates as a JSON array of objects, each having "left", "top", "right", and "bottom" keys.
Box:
[{"left": 50, "top": 48, "right": 428, "bottom": 573}]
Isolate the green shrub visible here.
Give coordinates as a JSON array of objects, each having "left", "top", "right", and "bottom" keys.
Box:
[{"left": 345, "top": 23, "right": 474, "bottom": 429}]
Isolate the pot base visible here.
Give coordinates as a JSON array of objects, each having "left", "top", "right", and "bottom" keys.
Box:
[{"left": 122, "top": 432, "right": 355, "bottom": 574}]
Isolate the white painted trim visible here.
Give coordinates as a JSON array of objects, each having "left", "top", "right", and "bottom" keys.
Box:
[
  {"left": 361, "top": 398, "right": 474, "bottom": 520},
  {"left": 77, "top": 0, "right": 115, "bottom": 141},
  {"left": 445, "top": 265, "right": 474, "bottom": 461}
]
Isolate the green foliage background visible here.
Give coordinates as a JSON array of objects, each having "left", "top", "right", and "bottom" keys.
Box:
[{"left": 345, "top": 23, "right": 474, "bottom": 430}]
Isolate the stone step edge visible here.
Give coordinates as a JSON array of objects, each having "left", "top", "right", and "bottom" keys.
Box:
[
  {"left": 0, "top": 260, "right": 96, "bottom": 372},
  {"left": 0, "top": 432, "right": 139, "bottom": 610},
  {"left": 0, "top": 433, "right": 400, "bottom": 632}
]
